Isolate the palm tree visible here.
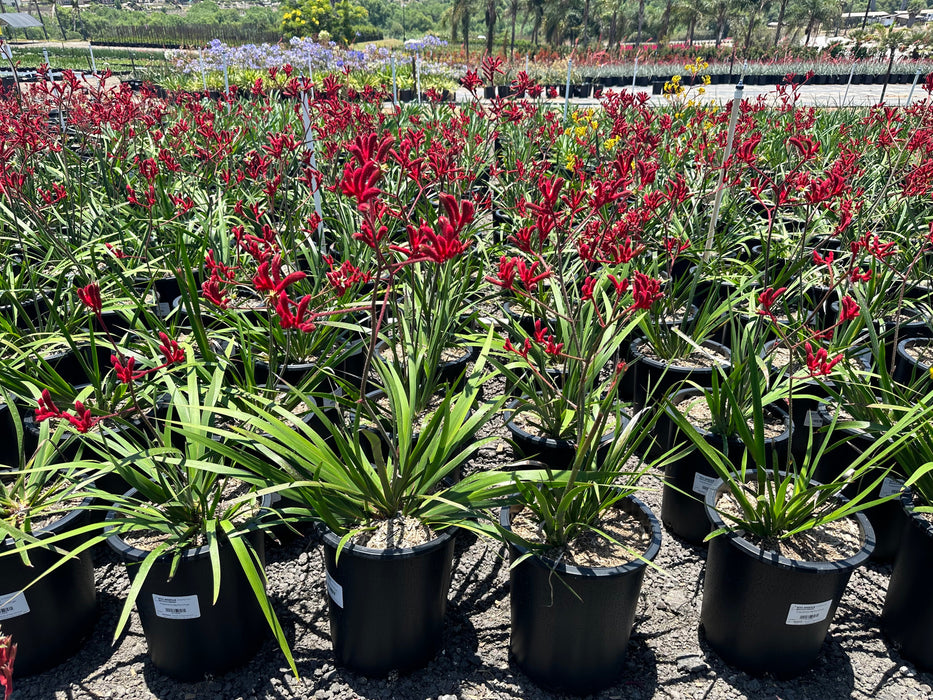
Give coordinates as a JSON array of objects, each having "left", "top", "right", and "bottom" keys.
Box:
[
  {"left": 507, "top": 0, "right": 522, "bottom": 55},
  {"left": 865, "top": 22, "right": 909, "bottom": 102},
  {"left": 451, "top": 0, "right": 474, "bottom": 58},
  {"left": 674, "top": 0, "right": 706, "bottom": 45},
  {"left": 485, "top": 0, "right": 497, "bottom": 54},
  {"left": 791, "top": 0, "right": 840, "bottom": 45},
  {"left": 774, "top": 0, "right": 791, "bottom": 46}
]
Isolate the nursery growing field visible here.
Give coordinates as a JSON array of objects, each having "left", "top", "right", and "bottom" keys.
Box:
[{"left": 1, "top": 59, "right": 933, "bottom": 699}]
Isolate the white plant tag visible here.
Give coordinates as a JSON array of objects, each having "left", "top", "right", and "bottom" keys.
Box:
[
  {"left": 157, "top": 302, "right": 171, "bottom": 317},
  {"left": 0, "top": 43, "right": 12, "bottom": 61},
  {"left": 692, "top": 472, "right": 718, "bottom": 496},
  {"left": 326, "top": 571, "right": 344, "bottom": 608},
  {"left": 152, "top": 594, "right": 200, "bottom": 620},
  {"left": 786, "top": 600, "right": 833, "bottom": 626},
  {"left": 803, "top": 410, "right": 820, "bottom": 428},
  {"left": 879, "top": 477, "right": 905, "bottom": 498},
  {"left": 0, "top": 591, "right": 29, "bottom": 620}
]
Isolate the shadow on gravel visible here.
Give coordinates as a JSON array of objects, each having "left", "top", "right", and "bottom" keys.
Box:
[
  {"left": 696, "top": 623, "right": 856, "bottom": 698},
  {"left": 17, "top": 590, "right": 146, "bottom": 698}
]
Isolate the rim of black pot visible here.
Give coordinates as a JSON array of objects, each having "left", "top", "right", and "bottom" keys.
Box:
[
  {"left": 318, "top": 521, "right": 456, "bottom": 559},
  {"left": 105, "top": 489, "right": 272, "bottom": 562},
  {"left": 900, "top": 490, "right": 933, "bottom": 538},
  {"left": 897, "top": 336, "right": 933, "bottom": 370},
  {"left": 664, "top": 387, "right": 791, "bottom": 445},
  {"left": 761, "top": 339, "right": 872, "bottom": 384},
  {"left": 373, "top": 338, "right": 473, "bottom": 368},
  {"left": 703, "top": 472, "right": 875, "bottom": 571},
  {"left": 498, "top": 494, "right": 662, "bottom": 577},
  {"left": 2, "top": 494, "right": 95, "bottom": 550},
  {"left": 503, "top": 398, "right": 624, "bottom": 448},
  {"left": 629, "top": 336, "right": 731, "bottom": 372}
]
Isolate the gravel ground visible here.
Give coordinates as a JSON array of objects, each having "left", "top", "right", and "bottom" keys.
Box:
[{"left": 14, "top": 378, "right": 933, "bottom": 700}]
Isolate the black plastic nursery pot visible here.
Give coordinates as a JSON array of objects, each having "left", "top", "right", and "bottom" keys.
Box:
[
  {"left": 254, "top": 358, "right": 319, "bottom": 386},
  {"left": 504, "top": 400, "right": 623, "bottom": 470},
  {"left": 320, "top": 525, "right": 456, "bottom": 676},
  {"left": 813, "top": 404, "right": 906, "bottom": 563},
  {"left": 882, "top": 494, "right": 933, "bottom": 671},
  {"left": 659, "top": 388, "right": 790, "bottom": 546},
  {"left": 501, "top": 496, "right": 661, "bottom": 694},
  {"left": 0, "top": 503, "right": 97, "bottom": 677},
  {"left": 893, "top": 337, "right": 933, "bottom": 389},
  {"left": 41, "top": 343, "right": 113, "bottom": 386},
  {"left": 624, "top": 337, "right": 731, "bottom": 407},
  {"left": 502, "top": 298, "right": 556, "bottom": 338},
  {"left": 701, "top": 477, "right": 875, "bottom": 678},
  {"left": 106, "top": 495, "right": 271, "bottom": 681}
]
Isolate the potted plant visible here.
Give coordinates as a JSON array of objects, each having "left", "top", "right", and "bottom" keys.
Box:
[
  {"left": 882, "top": 392, "right": 933, "bottom": 671},
  {"left": 35, "top": 352, "right": 297, "bottom": 682},
  {"left": 659, "top": 326, "right": 791, "bottom": 545},
  {"left": 497, "top": 393, "right": 678, "bottom": 693},
  {"left": 211, "top": 337, "right": 507, "bottom": 676},
  {"left": 0, "top": 413, "right": 98, "bottom": 678},
  {"left": 668, "top": 388, "right": 931, "bottom": 677}
]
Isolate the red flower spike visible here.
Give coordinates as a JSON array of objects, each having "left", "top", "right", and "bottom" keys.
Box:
[
  {"left": 516, "top": 260, "right": 550, "bottom": 292},
  {"left": 201, "top": 277, "right": 229, "bottom": 309},
  {"left": 805, "top": 342, "right": 843, "bottom": 377},
  {"left": 485, "top": 256, "right": 518, "bottom": 291},
  {"left": 339, "top": 160, "right": 383, "bottom": 211},
  {"left": 607, "top": 274, "right": 629, "bottom": 298},
  {"left": 757, "top": 287, "right": 787, "bottom": 320},
  {"left": 839, "top": 296, "right": 860, "bottom": 323},
  {"left": 504, "top": 337, "right": 531, "bottom": 360},
  {"left": 35, "top": 389, "right": 63, "bottom": 423},
  {"left": 581, "top": 276, "right": 596, "bottom": 301},
  {"left": 76, "top": 283, "right": 103, "bottom": 314},
  {"left": 0, "top": 633, "right": 15, "bottom": 700},
  {"left": 439, "top": 194, "right": 475, "bottom": 236},
  {"left": 65, "top": 401, "right": 98, "bottom": 434},
  {"left": 158, "top": 333, "right": 185, "bottom": 365},
  {"left": 111, "top": 355, "right": 136, "bottom": 384},
  {"left": 630, "top": 272, "right": 664, "bottom": 310},
  {"left": 460, "top": 70, "right": 483, "bottom": 95}
]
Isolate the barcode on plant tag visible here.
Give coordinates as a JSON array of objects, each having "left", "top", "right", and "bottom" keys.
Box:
[
  {"left": 0, "top": 591, "right": 29, "bottom": 621},
  {"left": 692, "top": 473, "right": 718, "bottom": 496},
  {"left": 879, "top": 477, "right": 905, "bottom": 499},
  {"left": 326, "top": 571, "right": 344, "bottom": 608},
  {"left": 152, "top": 594, "right": 200, "bottom": 620},
  {"left": 786, "top": 599, "right": 833, "bottom": 626}
]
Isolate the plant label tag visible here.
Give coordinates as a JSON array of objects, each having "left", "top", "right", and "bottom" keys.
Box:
[
  {"left": 692, "top": 472, "right": 718, "bottom": 496},
  {"left": 0, "top": 44, "right": 11, "bottom": 61},
  {"left": 879, "top": 477, "right": 905, "bottom": 498},
  {"left": 0, "top": 591, "right": 29, "bottom": 620},
  {"left": 803, "top": 410, "right": 820, "bottom": 428},
  {"left": 786, "top": 599, "right": 833, "bottom": 626},
  {"left": 326, "top": 571, "right": 344, "bottom": 608},
  {"left": 157, "top": 302, "right": 171, "bottom": 317},
  {"left": 153, "top": 594, "right": 201, "bottom": 620}
]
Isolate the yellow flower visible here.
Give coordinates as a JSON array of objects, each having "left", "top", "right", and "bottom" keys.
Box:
[
  {"left": 566, "top": 153, "right": 576, "bottom": 170},
  {"left": 604, "top": 137, "right": 618, "bottom": 151},
  {"left": 697, "top": 87, "right": 705, "bottom": 95},
  {"left": 575, "top": 125, "right": 587, "bottom": 139}
]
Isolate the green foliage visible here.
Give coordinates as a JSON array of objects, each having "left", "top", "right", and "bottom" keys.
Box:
[{"left": 282, "top": 0, "right": 370, "bottom": 44}]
